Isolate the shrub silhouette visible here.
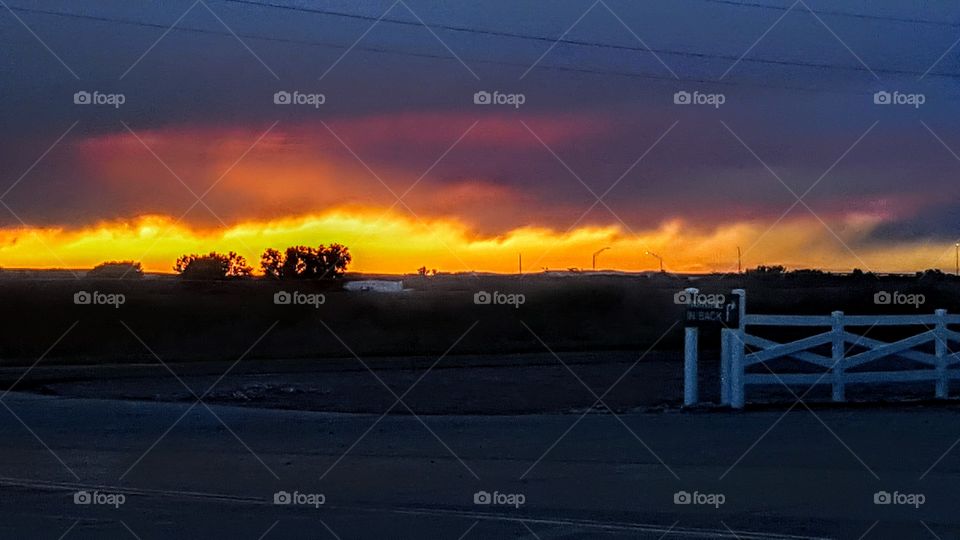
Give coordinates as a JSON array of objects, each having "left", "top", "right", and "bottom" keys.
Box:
[
  {"left": 175, "top": 251, "right": 252, "bottom": 280},
  {"left": 260, "top": 244, "right": 351, "bottom": 279},
  {"left": 917, "top": 268, "right": 948, "bottom": 281},
  {"left": 746, "top": 264, "right": 786, "bottom": 276},
  {"left": 88, "top": 261, "right": 143, "bottom": 279},
  {"left": 260, "top": 248, "right": 283, "bottom": 279}
]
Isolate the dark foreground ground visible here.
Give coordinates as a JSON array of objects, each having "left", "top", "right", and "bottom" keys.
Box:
[
  {"left": 3, "top": 353, "right": 960, "bottom": 538},
  {"left": 1, "top": 391, "right": 958, "bottom": 539},
  {"left": 4, "top": 273, "right": 960, "bottom": 537},
  {"left": 4, "top": 351, "right": 694, "bottom": 414},
  {"left": 5, "top": 351, "right": 956, "bottom": 414}
]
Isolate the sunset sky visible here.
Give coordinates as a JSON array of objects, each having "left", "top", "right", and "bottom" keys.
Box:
[{"left": 2, "top": 0, "right": 960, "bottom": 274}]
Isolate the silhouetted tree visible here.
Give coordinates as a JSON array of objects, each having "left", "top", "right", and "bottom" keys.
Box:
[
  {"left": 260, "top": 244, "right": 351, "bottom": 279},
  {"left": 174, "top": 251, "right": 252, "bottom": 279},
  {"left": 320, "top": 243, "right": 351, "bottom": 277},
  {"left": 88, "top": 261, "right": 143, "bottom": 279},
  {"left": 746, "top": 264, "right": 786, "bottom": 275},
  {"left": 260, "top": 248, "right": 284, "bottom": 279},
  {"left": 917, "top": 268, "right": 946, "bottom": 281},
  {"left": 416, "top": 266, "right": 438, "bottom": 277},
  {"left": 849, "top": 268, "right": 876, "bottom": 280},
  {"left": 789, "top": 268, "right": 826, "bottom": 276}
]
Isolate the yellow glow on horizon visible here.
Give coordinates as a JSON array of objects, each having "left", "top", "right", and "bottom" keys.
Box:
[{"left": 0, "top": 209, "right": 954, "bottom": 275}]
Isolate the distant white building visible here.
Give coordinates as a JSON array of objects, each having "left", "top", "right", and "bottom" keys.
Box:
[{"left": 344, "top": 280, "right": 405, "bottom": 293}]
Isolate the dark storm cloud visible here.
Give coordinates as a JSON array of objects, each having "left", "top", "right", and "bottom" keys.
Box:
[{"left": 868, "top": 204, "right": 960, "bottom": 243}]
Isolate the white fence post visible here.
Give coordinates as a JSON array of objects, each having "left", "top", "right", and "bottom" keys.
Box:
[
  {"left": 684, "top": 327, "right": 699, "bottom": 406},
  {"left": 720, "top": 329, "right": 732, "bottom": 405},
  {"left": 731, "top": 289, "right": 746, "bottom": 409},
  {"left": 935, "top": 309, "right": 948, "bottom": 399},
  {"left": 730, "top": 334, "right": 745, "bottom": 409},
  {"left": 831, "top": 311, "right": 845, "bottom": 402},
  {"left": 683, "top": 288, "right": 699, "bottom": 407}
]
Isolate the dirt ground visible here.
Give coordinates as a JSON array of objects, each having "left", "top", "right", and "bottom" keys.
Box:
[{"left": 6, "top": 351, "right": 959, "bottom": 414}]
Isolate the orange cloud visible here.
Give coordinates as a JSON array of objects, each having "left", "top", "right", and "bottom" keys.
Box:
[
  {"left": 0, "top": 209, "right": 952, "bottom": 275},
  {"left": 70, "top": 115, "right": 586, "bottom": 231},
  {"left": 10, "top": 114, "right": 950, "bottom": 275}
]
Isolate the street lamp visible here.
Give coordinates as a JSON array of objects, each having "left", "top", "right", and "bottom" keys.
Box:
[
  {"left": 646, "top": 251, "right": 664, "bottom": 272},
  {"left": 592, "top": 247, "right": 610, "bottom": 271},
  {"left": 955, "top": 243, "right": 958, "bottom": 276}
]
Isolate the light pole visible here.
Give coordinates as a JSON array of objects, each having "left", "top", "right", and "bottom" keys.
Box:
[
  {"left": 955, "top": 243, "right": 958, "bottom": 276},
  {"left": 592, "top": 247, "right": 610, "bottom": 271},
  {"left": 646, "top": 251, "right": 664, "bottom": 272}
]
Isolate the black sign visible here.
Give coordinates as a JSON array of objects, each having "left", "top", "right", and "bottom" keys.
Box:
[{"left": 684, "top": 295, "right": 740, "bottom": 328}]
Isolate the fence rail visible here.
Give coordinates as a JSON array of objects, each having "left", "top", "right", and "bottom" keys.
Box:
[{"left": 683, "top": 289, "right": 960, "bottom": 408}]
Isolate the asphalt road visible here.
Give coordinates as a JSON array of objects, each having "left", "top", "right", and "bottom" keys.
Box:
[{"left": 1, "top": 392, "right": 958, "bottom": 539}]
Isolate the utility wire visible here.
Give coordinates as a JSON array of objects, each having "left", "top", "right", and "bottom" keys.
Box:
[
  {"left": 695, "top": 0, "right": 960, "bottom": 29},
  {"left": 4, "top": 3, "right": 959, "bottom": 98},
  {"left": 215, "top": 0, "right": 960, "bottom": 80}
]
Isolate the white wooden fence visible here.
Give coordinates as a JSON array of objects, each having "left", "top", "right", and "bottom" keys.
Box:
[{"left": 685, "top": 289, "right": 960, "bottom": 408}]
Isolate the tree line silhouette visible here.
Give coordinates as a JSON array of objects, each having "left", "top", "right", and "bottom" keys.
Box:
[{"left": 84, "top": 244, "right": 351, "bottom": 280}]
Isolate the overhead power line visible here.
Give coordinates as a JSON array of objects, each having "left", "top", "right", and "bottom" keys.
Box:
[
  {"left": 215, "top": 0, "right": 960, "bottom": 80},
  {"left": 223, "top": 0, "right": 960, "bottom": 31},
  {"left": 0, "top": 6, "right": 717, "bottom": 88},
  {"left": 5, "top": 3, "right": 960, "bottom": 96},
  {"left": 695, "top": 0, "right": 960, "bottom": 29}
]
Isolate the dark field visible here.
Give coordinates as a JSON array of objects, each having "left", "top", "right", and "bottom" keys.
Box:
[
  {"left": 4, "top": 270, "right": 960, "bottom": 410},
  {"left": 0, "top": 271, "right": 955, "bottom": 365}
]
